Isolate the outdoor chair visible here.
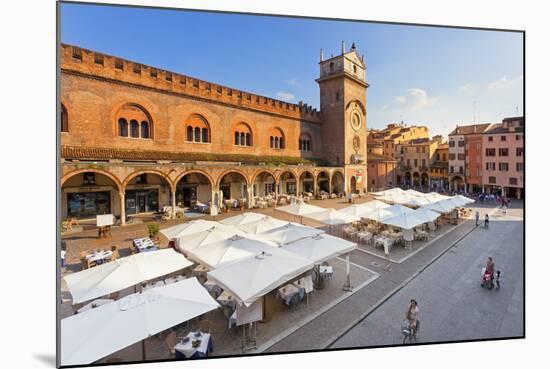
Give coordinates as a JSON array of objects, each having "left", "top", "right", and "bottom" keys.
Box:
[
  {"left": 110, "top": 245, "right": 119, "bottom": 261},
  {"left": 199, "top": 320, "right": 211, "bottom": 334},
  {"left": 164, "top": 331, "right": 178, "bottom": 358}
]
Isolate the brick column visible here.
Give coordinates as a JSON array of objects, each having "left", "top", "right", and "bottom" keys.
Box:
[{"left": 119, "top": 190, "right": 126, "bottom": 226}]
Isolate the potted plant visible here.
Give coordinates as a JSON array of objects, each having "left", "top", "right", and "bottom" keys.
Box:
[{"left": 147, "top": 222, "right": 160, "bottom": 242}]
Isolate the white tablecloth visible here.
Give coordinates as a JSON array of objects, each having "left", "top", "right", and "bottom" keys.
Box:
[
  {"left": 174, "top": 332, "right": 211, "bottom": 358},
  {"left": 293, "top": 275, "right": 313, "bottom": 293},
  {"left": 86, "top": 250, "right": 113, "bottom": 263},
  {"left": 278, "top": 284, "right": 300, "bottom": 304}
]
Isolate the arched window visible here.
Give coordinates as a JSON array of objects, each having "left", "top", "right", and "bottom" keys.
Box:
[
  {"left": 118, "top": 118, "right": 128, "bottom": 137},
  {"left": 233, "top": 122, "right": 253, "bottom": 147},
  {"left": 186, "top": 115, "right": 211, "bottom": 143},
  {"left": 299, "top": 134, "right": 312, "bottom": 152},
  {"left": 194, "top": 127, "right": 200, "bottom": 142},
  {"left": 269, "top": 127, "right": 285, "bottom": 150},
  {"left": 61, "top": 104, "right": 68, "bottom": 132},
  {"left": 140, "top": 121, "right": 149, "bottom": 138},
  {"left": 116, "top": 103, "right": 153, "bottom": 139},
  {"left": 353, "top": 65, "right": 357, "bottom": 74},
  {"left": 329, "top": 62, "right": 334, "bottom": 73},
  {"left": 130, "top": 120, "right": 139, "bottom": 138}
]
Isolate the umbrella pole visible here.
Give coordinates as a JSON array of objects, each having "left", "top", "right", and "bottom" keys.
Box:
[
  {"left": 142, "top": 338, "right": 146, "bottom": 361},
  {"left": 343, "top": 253, "right": 353, "bottom": 292}
]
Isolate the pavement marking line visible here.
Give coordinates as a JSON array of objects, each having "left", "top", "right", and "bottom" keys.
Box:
[
  {"left": 336, "top": 256, "right": 380, "bottom": 275},
  {"left": 322, "top": 213, "right": 491, "bottom": 349},
  {"left": 254, "top": 271, "right": 380, "bottom": 354}
]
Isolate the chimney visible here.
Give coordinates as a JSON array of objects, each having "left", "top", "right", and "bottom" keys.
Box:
[
  {"left": 320, "top": 48, "right": 323, "bottom": 62},
  {"left": 341, "top": 41, "right": 345, "bottom": 54}
]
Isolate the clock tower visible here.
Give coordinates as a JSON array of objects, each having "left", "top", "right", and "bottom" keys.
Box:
[{"left": 317, "top": 42, "right": 369, "bottom": 194}]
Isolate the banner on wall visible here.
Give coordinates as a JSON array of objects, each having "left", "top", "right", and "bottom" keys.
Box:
[{"left": 355, "top": 170, "right": 363, "bottom": 184}]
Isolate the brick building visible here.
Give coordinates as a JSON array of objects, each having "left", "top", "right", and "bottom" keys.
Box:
[
  {"left": 482, "top": 117, "right": 524, "bottom": 199},
  {"left": 366, "top": 136, "right": 397, "bottom": 191},
  {"left": 60, "top": 42, "right": 370, "bottom": 222}
]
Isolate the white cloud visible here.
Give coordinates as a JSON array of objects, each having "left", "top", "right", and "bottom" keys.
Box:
[
  {"left": 459, "top": 83, "right": 473, "bottom": 93},
  {"left": 486, "top": 75, "right": 522, "bottom": 93},
  {"left": 276, "top": 91, "right": 295, "bottom": 101},
  {"left": 395, "top": 96, "right": 407, "bottom": 104},
  {"left": 286, "top": 78, "right": 300, "bottom": 87},
  {"left": 406, "top": 88, "right": 440, "bottom": 112}
]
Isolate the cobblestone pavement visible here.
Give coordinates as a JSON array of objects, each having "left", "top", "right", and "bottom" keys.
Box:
[{"left": 330, "top": 204, "right": 524, "bottom": 348}]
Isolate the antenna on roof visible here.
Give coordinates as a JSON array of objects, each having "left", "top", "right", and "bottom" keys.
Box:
[{"left": 473, "top": 100, "right": 477, "bottom": 124}]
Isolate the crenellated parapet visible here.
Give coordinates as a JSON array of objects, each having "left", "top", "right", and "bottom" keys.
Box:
[{"left": 61, "top": 44, "right": 322, "bottom": 124}]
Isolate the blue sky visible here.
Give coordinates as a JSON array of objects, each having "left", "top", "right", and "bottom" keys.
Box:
[{"left": 60, "top": 3, "right": 523, "bottom": 138}]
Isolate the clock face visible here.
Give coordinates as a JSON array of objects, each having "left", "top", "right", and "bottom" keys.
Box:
[{"left": 351, "top": 112, "right": 362, "bottom": 131}]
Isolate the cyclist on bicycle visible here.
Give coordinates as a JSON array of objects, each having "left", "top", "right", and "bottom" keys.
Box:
[{"left": 405, "top": 299, "right": 420, "bottom": 336}]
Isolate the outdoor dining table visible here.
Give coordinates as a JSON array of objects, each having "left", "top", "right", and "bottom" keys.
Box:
[
  {"left": 76, "top": 298, "right": 113, "bottom": 313},
  {"left": 174, "top": 331, "right": 213, "bottom": 359},
  {"left": 319, "top": 265, "right": 333, "bottom": 280},
  {"left": 217, "top": 290, "right": 237, "bottom": 310},
  {"left": 357, "top": 231, "right": 373, "bottom": 244},
  {"left": 164, "top": 275, "right": 186, "bottom": 285},
  {"left": 343, "top": 226, "right": 358, "bottom": 241},
  {"left": 133, "top": 238, "right": 158, "bottom": 253},
  {"left": 86, "top": 250, "right": 113, "bottom": 264},
  {"left": 374, "top": 236, "right": 393, "bottom": 251},
  {"left": 277, "top": 283, "right": 301, "bottom": 306},
  {"left": 415, "top": 229, "right": 429, "bottom": 241},
  {"left": 142, "top": 280, "right": 166, "bottom": 291}
]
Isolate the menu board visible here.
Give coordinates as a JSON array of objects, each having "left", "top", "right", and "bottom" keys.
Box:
[
  {"left": 96, "top": 214, "right": 115, "bottom": 227},
  {"left": 236, "top": 298, "right": 263, "bottom": 326}
]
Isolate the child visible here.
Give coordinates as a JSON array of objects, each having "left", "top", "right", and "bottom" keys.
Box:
[{"left": 495, "top": 270, "right": 501, "bottom": 289}]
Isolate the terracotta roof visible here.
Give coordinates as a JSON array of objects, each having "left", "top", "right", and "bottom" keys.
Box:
[
  {"left": 436, "top": 143, "right": 449, "bottom": 149},
  {"left": 484, "top": 124, "right": 524, "bottom": 134},
  {"left": 367, "top": 153, "right": 396, "bottom": 162},
  {"left": 367, "top": 137, "right": 383, "bottom": 146},
  {"left": 449, "top": 123, "right": 492, "bottom": 136},
  {"left": 61, "top": 146, "right": 318, "bottom": 165}
]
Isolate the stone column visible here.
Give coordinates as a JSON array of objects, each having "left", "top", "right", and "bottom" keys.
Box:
[
  {"left": 119, "top": 190, "right": 126, "bottom": 226},
  {"left": 247, "top": 184, "right": 253, "bottom": 209},
  {"left": 313, "top": 176, "right": 318, "bottom": 196},
  {"left": 171, "top": 188, "right": 176, "bottom": 219},
  {"left": 328, "top": 175, "right": 333, "bottom": 195},
  {"left": 274, "top": 181, "right": 279, "bottom": 197}
]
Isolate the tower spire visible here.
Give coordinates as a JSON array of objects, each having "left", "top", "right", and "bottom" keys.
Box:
[
  {"left": 320, "top": 48, "right": 324, "bottom": 62},
  {"left": 341, "top": 41, "right": 345, "bottom": 55}
]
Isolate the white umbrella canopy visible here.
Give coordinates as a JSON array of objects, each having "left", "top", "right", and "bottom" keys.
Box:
[
  {"left": 175, "top": 224, "right": 246, "bottom": 254},
  {"left": 260, "top": 223, "right": 324, "bottom": 245},
  {"left": 220, "top": 212, "right": 269, "bottom": 226},
  {"left": 376, "top": 193, "right": 413, "bottom": 205},
  {"left": 339, "top": 200, "right": 390, "bottom": 217},
  {"left": 453, "top": 195, "right": 475, "bottom": 205},
  {"left": 61, "top": 278, "right": 220, "bottom": 366},
  {"left": 238, "top": 216, "right": 289, "bottom": 235},
  {"left": 403, "top": 196, "right": 433, "bottom": 207},
  {"left": 160, "top": 220, "right": 222, "bottom": 240},
  {"left": 275, "top": 203, "right": 325, "bottom": 217},
  {"left": 362, "top": 204, "right": 414, "bottom": 222},
  {"left": 63, "top": 249, "right": 194, "bottom": 304},
  {"left": 306, "top": 208, "right": 360, "bottom": 225},
  {"left": 404, "top": 189, "right": 426, "bottom": 197},
  {"left": 425, "top": 192, "right": 451, "bottom": 201},
  {"left": 282, "top": 233, "right": 357, "bottom": 263},
  {"left": 187, "top": 234, "right": 278, "bottom": 269},
  {"left": 422, "top": 200, "right": 455, "bottom": 213},
  {"left": 381, "top": 209, "right": 441, "bottom": 230},
  {"left": 371, "top": 187, "right": 406, "bottom": 196},
  {"left": 207, "top": 248, "right": 313, "bottom": 306}
]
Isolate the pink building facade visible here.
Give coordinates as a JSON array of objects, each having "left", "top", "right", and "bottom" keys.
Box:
[{"left": 481, "top": 117, "right": 524, "bottom": 199}]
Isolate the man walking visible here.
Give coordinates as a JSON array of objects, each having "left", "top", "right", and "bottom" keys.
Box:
[
  {"left": 475, "top": 211, "right": 480, "bottom": 227},
  {"left": 484, "top": 214, "right": 489, "bottom": 229}
]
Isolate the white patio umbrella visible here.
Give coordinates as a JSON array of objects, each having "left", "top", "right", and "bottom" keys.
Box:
[
  {"left": 338, "top": 200, "right": 390, "bottom": 217},
  {"left": 207, "top": 248, "right": 313, "bottom": 306},
  {"left": 381, "top": 209, "right": 440, "bottom": 230},
  {"left": 187, "top": 234, "right": 278, "bottom": 269},
  {"left": 362, "top": 203, "right": 414, "bottom": 223},
  {"left": 175, "top": 224, "right": 246, "bottom": 255},
  {"left": 422, "top": 200, "right": 455, "bottom": 213},
  {"left": 238, "top": 216, "right": 288, "bottom": 235},
  {"left": 63, "top": 248, "right": 194, "bottom": 304},
  {"left": 160, "top": 219, "right": 222, "bottom": 240},
  {"left": 282, "top": 233, "right": 357, "bottom": 264},
  {"left": 260, "top": 223, "right": 324, "bottom": 245},
  {"left": 283, "top": 233, "right": 357, "bottom": 291},
  {"left": 453, "top": 195, "right": 475, "bottom": 205},
  {"left": 403, "top": 196, "right": 433, "bottom": 207},
  {"left": 275, "top": 203, "right": 325, "bottom": 224},
  {"left": 376, "top": 193, "right": 413, "bottom": 205},
  {"left": 220, "top": 212, "right": 268, "bottom": 226},
  {"left": 404, "top": 189, "right": 426, "bottom": 197},
  {"left": 61, "top": 278, "right": 219, "bottom": 366},
  {"left": 371, "top": 187, "right": 406, "bottom": 196},
  {"left": 425, "top": 192, "right": 451, "bottom": 201},
  {"left": 306, "top": 208, "right": 360, "bottom": 226}
]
